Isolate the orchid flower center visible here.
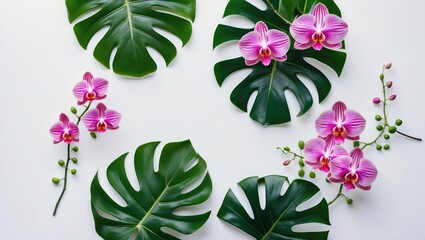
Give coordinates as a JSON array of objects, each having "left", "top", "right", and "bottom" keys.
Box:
[
  {"left": 344, "top": 172, "right": 359, "bottom": 183},
  {"left": 62, "top": 131, "right": 73, "bottom": 142},
  {"left": 259, "top": 47, "right": 272, "bottom": 58},
  {"left": 312, "top": 32, "right": 326, "bottom": 43},
  {"left": 96, "top": 121, "right": 107, "bottom": 132},
  {"left": 86, "top": 91, "right": 97, "bottom": 101},
  {"left": 319, "top": 155, "right": 330, "bottom": 166},
  {"left": 332, "top": 126, "right": 345, "bottom": 138}
]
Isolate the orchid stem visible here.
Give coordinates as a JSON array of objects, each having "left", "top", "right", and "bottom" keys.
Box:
[
  {"left": 76, "top": 102, "right": 92, "bottom": 125},
  {"left": 265, "top": 0, "right": 292, "bottom": 25},
  {"left": 396, "top": 130, "right": 422, "bottom": 141},
  {"left": 53, "top": 144, "right": 71, "bottom": 216},
  {"left": 328, "top": 184, "right": 344, "bottom": 206}
]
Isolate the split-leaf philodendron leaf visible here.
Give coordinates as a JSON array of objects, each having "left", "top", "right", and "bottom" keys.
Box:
[
  {"left": 66, "top": 0, "right": 196, "bottom": 78},
  {"left": 91, "top": 140, "right": 212, "bottom": 239},
  {"left": 218, "top": 175, "right": 330, "bottom": 239},
  {"left": 213, "top": 0, "right": 347, "bottom": 125}
]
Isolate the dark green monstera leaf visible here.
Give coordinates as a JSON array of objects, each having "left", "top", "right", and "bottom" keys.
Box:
[
  {"left": 213, "top": 0, "right": 347, "bottom": 125},
  {"left": 218, "top": 175, "right": 330, "bottom": 239},
  {"left": 91, "top": 140, "right": 212, "bottom": 239},
  {"left": 66, "top": 0, "right": 196, "bottom": 77}
]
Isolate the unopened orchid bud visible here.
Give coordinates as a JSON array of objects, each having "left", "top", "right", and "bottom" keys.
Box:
[
  {"left": 309, "top": 171, "right": 316, "bottom": 178},
  {"left": 70, "top": 169, "right": 77, "bottom": 175},
  {"left": 71, "top": 106, "right": 77, "bottom": 114},
  {"left": 389, "top": 94, "right": 397, "bottom": 101},
  {"left": 380, "top": 74, "right": 384, "bottom": 81},
  {"left": 72, "top": 146, "right": 79, "bottom": 152},
  {"left": 385, "top": 63, "right": 392, "bottom": 69},
  {"left": 52, "top": 177, "right": 60, "bottom": 184},
  {"left": 386, "top": 81, "right": 393, "bottom": 88},
  {"left": 346, "top": 198, "right": 353, "bottom": 205},
  {"left": 298, "top": 140, "right": 305, "bottom": 150},
  {"left": 395, "top": 119, "right": 403, "bottom": 126},
  {"left": 283, "top": 146, "right": 290, "bottom": 152},
  {"left": 58, "top": 159, "right": 65, "bottom": 166},
  {"left": 388, "top": 126, "right": 397, "bottom": 134},
  {"left": 283, "top": 160, "right": 291, "bottom": 166},
  {"left": 298, "top": 159, "right": 305, "bottom": 167},
  {"left": 373, "top": 97, "right": 381, "bottom": 104},
  {"left": 71, "top": 157, "right": 78, "bottom": 164},
  {"left": 298, "top": 169, "right": 305, "bottom": 177}
]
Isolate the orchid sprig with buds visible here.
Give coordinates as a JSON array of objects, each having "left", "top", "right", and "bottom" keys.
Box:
[
  {"left": 279, "top": 63, "right": 421, "bottom": 207},
  {"left": 49, "top": 72, "right": 121, "bottom": 216}
]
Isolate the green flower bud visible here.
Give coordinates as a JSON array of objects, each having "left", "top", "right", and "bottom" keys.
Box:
[
  {"left": 71, "top": 157, "right": 78, "bottom": 164},
  {"left": 298, "top": 140, "right": 305, "bottom": 150},
  {"left": 298, "top": 169, "right": 305, "bottom": 178},
  {"left": 70, "top": 169, "right": 77, "bottom": 175},
  {"left": 71, "top": 106, "right": 77, "bottom": 114},
  {"left": 298, "top": 159, "right": 305, "bottom": 167},
  {"left": 90, "top": 132, "right": 97, "bottom": 139},
  {"left": 376, "top": 125, "right": 384, "bottom": 131},
  {"left": 52, "top": 177, "right": 60, "bottom": 184},
  {"left": 283, "top": 146, "right": 290, "bottom": 152},
  {"left": 353, "top": 141, "right": 360, "bottom": 147},
  {"left": 58, "top": 159, "right": 65, "bottom": 166},
  {"left": 346, "top": 198, "right": 353, "bottom": 205},
  {"left": 376, "top": 144, "right": 382, "bottom": 150},
  {"left": 384, "top": 134, "right": 390, "bottom": 140},
  {"left": 325, "top": 178, "right": 331, "bottom": 183},
  {"left": 395, "top": 119, "right": 403, "bottom": 126},
  {"left": 375, "top": 115, "right": 382, "bottom": 121},
  {"left": 380, "top": 74, "right": 384, "bottom": 81},
  {"left": 384, "top": 144, "right": 390, "bottom": 150},
  {"left": 309, "top": 171, "right": 316, "bottom": 179},
  {"left": 388, "top": 126, "right": 397, "bottom": 134},
  {"left": 72, "top": 146, "right": 79, "bottom": 152}
]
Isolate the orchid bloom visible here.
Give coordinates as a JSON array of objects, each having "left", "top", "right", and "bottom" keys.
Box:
[
  {"left": 289, "top": 3, "right": 348, "bottom": 51},
  {"left": 82, "top": 103, "right": 121, "bottom": 132},
  {"left": 328, "top": 148, "right": 378, "bottom": 191},
  {"left": 50, "top": 113, "right": 79, "bottom": 144},
  {"left": 315, "top": 101, "right": 366, "bottom": 144},
  {"left": 304, "top": 135, "right": 349, "bottom": 172},
  {"left": 239, "top": 21, "right": 290, "bottom": 66},
  {"left": 73, "top": 72, "right": 108, "bottom": 105}
]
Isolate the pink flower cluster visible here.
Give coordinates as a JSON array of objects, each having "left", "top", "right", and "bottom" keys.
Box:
[
  {"left": 49, "top": 72, "right": 121, "bottom": 144},
  {"left": 304, "top": 101, "right": 378, "bottom": 191},
  {"left": 238, "top": 3, "right": 348, "bottom": 66}
]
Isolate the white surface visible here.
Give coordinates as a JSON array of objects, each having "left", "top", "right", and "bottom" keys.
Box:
[{"left": 1, "top": 0, "right": 424, "bottom": 239}]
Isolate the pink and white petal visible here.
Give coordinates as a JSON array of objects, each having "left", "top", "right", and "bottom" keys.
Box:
[
  {"left": 92, "top": 78, "right": 109, "bottom": 97},
  {"left": 239, "top": 32, "right": 262, "bottom": 60},
  {"left": 356, "top": 159, "right": 378, "bottom": 187},
  {"left": 312, "top": 42, "right": 323, "bottom": 51},
  {"left": 96, "top": 103, "right": 107, "bottom": 119},
  {"left": 328, "top": 176, "right": 343, "bottom": 183},
  {"left": 68, "top": 122, "right": 80, "bottom": 139},
  {"left": 355, "top": 183, "right": 371, "bottom": 191},
  {"left": 290, "top": 15, "right": 316, "bottom": 44},
  {"left": 304, "top": 138, "right": 326, "bottom": 164},
  {"left": 82, "top": 109, "right": 100, "bottom": 131},
  {"left": 350, "top": 148, "right": 364, "bottom": 168},
  {"left": 315, "top": 110, "right": 337, "bottom": 137},
  {"left": 73, "top": 81, "right": 88, "bottom": 102},
  {"left": 294, "top": 41, "right": 314, "bottom": 50},
  {"left": 330, "top": 145, "right": 349, "bottom": 159},
  {"left": 59, "top": 113, "right": 70, "bottom": 126},
  {"left": 50, "top": 122, "right": 64, "bottom": 143},
  {"left": 245, "top": 58, "right": 260, "bottom": 66},
  {"left": 272, "top": 55, "right": 287, "bottom": 62},
  {"left": 322, "top": 14, "right": 348, "bottom": 44},
  {"left": 322, "top": 41, "right": 342, "bottom": 50},
  {"left": 311, "top": 3, "right": 329, "bottom": 29},
  {"left": 334, "top": 134, "right": 345, "bottom": 144},
  {"left": 324, "top": 135, "right": 336, "bottom": 154},
  {"left": 267, "top": 30, "right": 290, "bottom": 57},
  {"left": 343, "top": 109, "right": 366, "bottom": 137},
  {"left": 329, "top": 156, "right": 351, "bottom": 180},
  {"left": 332, "top": 101, "right": 347, "bottom": 122},
  {"left": 260, "top": 56, "right": 272, "bottom": 66},
  {"left": 254, "top": 21, "right": 269, "bottom": 43},
  {"left": 105, "top": 110, "right": 122, "bottom": 129},
  {"left": 83, "top": 72, "right": 93, "bottom": 81},
  {"left": 343, "top": 181, "right": 355, "bottom": 191},
  {"left": 319, "top": 164, "right": 330, "bottom": 172}
]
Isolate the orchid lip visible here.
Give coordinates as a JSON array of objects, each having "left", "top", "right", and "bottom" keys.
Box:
[{"left": 344, "top": 172, "right": 359, "bottom": 183}]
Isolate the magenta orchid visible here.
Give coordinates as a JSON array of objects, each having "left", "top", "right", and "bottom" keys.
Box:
[
  {"left": 82, "top": 103, "right": 121, "bottom": 132},
  {"left": 73, "top": 72, "right": 108, "bottom": 105},
  {"left": 315, "top": 101, "right": 366, "bottom": 144},
  {"left": 50, "top": 113, "right": 79, "bottom": 144},
  {"left": 239, "top": 21, "right": 290, "bottom": 66},
  {"left": 289, "top": 3, "right": 348, "bottom": 51},
  {"left": 328, "top": 148, "right": 378, "bottom": 191},
  {"left": 304, "top": 135, "right": 348, "bottom": 172}
]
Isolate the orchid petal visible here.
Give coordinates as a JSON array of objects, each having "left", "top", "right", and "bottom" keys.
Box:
[
  {"left": 239, "top": 32, "right": 262, "bottom": 60},
  {"left": 254, "top": 21, "right": 269, "bottom": 43},
  {"left": 97, "top": 103, "right": 107, "bottom": 119},
  {"left": 294, "top": 41, "right": 314, "bottom": 50},
  {"left": 92, "top": 78, "right": 109, "bottom": 98},
  {"left": 59, "top": 113, "right": 70, "bottom": 126},
  {"left": 304, "top": 138, "right": 326, "bottom": 166},
  {"left": 332, "top": 101, "right": 347, "bottom": 123},
  {"left": 315, "top": 110, "right": 336, "bottom": 138},
  {"left": 273, "top": 55, "right": 287, "bottom": 62},
  {"left": 50, "top": 122, "right": 64, "bottom": 143},
  {"left": 261, "top": 57, "right": 272, "bottom": 66},
  {"left": 350, "top": 148, "right": 363, "bottom": 168},
  {"left": 343, "top": 181, "right": 355, "bottom": 191},
  {"left": 355, "top": 184, "right": 371, "bottom": 191},
  {"left": 322, "top": 14, "right": 348, "bottom": 44},
  {"left": 312, "top": 42, "right": 323, "bottom": 50},
  {"left": 82, "top": 109, "right": 100, "bottom": 131},
  {"left": 73, "top": 81, "right": 88, "bottom": 102},
  {"left": 245, "top": 58, "right": 260, "bottom": 66},
  {"left": 319, "top": 165, "right": 330, "bottom": 172},
  {"left": 324, "top": 135, "right": 336, "bottom": 154},
  {"left": 343, "top": 109, "right": 366, "bottom": 137},
  {"left": 68, "top": 122, "right": 80, "bottom": 140},
  {"left": 321, "top": 41, "right": 342, "bottom": 50},
  {"left": 330, "top": 145, "right": 349, "bottom": 159},
  {"left": 267, "top": 30, "right": 290, "bottom": 58},
  {"left": 329, "top": 155, "right": 351, "bottom": 180},
  {"left": 356, "top": 159, "right": 378, "bottom": 187},
  {"left": 311, "top": 3, "right": 329, "bottom": 29},
  {"left": 83, "top": 72, "right": 93, "bottom": 81},
  {"left": 105, "top": 110, "right": 122, "bottom": 129},
  {"left": 290, "top": 15, "right": 316, "bottom": 44}
]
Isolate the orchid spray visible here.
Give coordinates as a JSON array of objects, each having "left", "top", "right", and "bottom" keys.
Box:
[
  {"left": 279, "top": 63, "right": 421, "bottom": 206},
  {"left": 50, "top": 72, "right": 121, "bottom": 216}
]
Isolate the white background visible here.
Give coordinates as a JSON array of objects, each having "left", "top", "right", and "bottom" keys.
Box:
[{"left": 1, "top": 0, "right": 425, "bottom": 239}]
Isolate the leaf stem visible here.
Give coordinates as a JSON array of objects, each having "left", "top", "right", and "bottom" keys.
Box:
[{"left": 264, "top": 0, "right": 292, "bottom": 24}]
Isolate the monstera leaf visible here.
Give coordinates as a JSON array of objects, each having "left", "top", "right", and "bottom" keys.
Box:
[
  {"left": 91, "top": 140, "right": 212, "bottom": 239},
  {"left": 213, "top": 0, "right": 347, "bottom": 125},
  {"left": 218, "top": 175, "right": 330, "bottom": 239},
  {"left": 66, "top": 0, "right": 196, "bottom": 77}
]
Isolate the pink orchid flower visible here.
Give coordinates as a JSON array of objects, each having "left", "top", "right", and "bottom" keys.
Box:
[
  {"left": 304, "top": 135, "right": 349, "bottom": 172},
  {"left": 289, "top": 3, "right": 348, "bottom": 51},
  {"left": 50, "top": 113, "right": 79, "bottom": 144},
  {"left": 315, "top": 101, "right": 366, "bottom": 144},
  {"left": 239, "top": 21, "right": 290, "bottom": 66},
  {"left": 73, "top": 72, "right": 108, "bottom": 105},
  {"left": 82, "top": 103, "right": 121, "bottom": 132},
  {"left": 328, "top": 148, "right": 378, "bottom": 191}
]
